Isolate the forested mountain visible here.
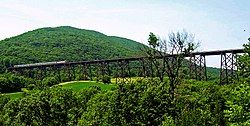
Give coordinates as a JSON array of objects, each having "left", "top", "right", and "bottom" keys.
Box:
[{"left": 0, "top": 26, "right": 146, "bottom": 68}]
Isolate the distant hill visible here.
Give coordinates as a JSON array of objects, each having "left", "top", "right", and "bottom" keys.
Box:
[
  {"left": 0, "top": 26, "right": 147, "bottom": 69},
  {"left": 207, "top": 67, "right": 221, "bottom": 80}
]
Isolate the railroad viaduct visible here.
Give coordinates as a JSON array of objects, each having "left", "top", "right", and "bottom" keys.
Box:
[{"left": 8, "top": 49, "right": 244, "bottom": 84}]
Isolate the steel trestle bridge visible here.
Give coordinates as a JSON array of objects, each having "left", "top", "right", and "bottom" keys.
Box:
[{"left": 8, "top": 49, "right": 244, "bottom": 84}]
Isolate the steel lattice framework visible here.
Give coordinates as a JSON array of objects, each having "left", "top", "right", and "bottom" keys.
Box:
[
  {"left": 189, "top": 55, "right": 207, "bottom": 81},
  {"left": 115, "top": 60, "right": 131, "bottom": 84},
  {"left": 220, "top": 52, "right": 238, "bottom": 84}
]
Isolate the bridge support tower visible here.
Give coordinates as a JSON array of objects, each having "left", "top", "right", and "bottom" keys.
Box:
[
  {"left": 220, "top": 52, "right": 238, "bottom": 84},
  {"left": 189, "top": 54, "right": 207, "bottom": 81}
]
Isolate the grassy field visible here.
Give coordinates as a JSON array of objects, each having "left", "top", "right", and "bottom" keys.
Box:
[
  {"left": 59, "top": 81, "right": 116, "bottom": 91},
  {"left": 4, "top": 77, "right": 145, "bottom": 100},
  {"left": 5, "top": 81, "right": 115, "bottom": 100},
  {"left": 4, "top": 92, "right": 24, "bottom": 99}
]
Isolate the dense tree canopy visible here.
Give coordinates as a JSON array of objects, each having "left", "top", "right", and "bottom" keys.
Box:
[{"left": 1, "top": 78, "right": 250, "bottom": 125}]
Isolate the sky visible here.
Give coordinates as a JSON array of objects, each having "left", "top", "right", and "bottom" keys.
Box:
[{"left": 0, "top": 0, "right": 249, "bottom": 67}]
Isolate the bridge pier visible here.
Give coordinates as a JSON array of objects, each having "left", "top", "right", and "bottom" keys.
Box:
[
  {"left": 33, "top": 68, "right": 40, "bottom": 80},
  {"left": 82, "top": 63, "right": 90, "bottom": 80},
  {"left": 56, "top": 66, "right": 62, "bottom": 82},
  {"left": 26, "top": 68, "right": 34, "bottom": 78},
  {"left": 64, "top": 64, "right": 71, "bottom": 81},
  {"left": 189, "top": 55, "right": 207, "bottom": 81},
  {"left": 88, "top": 64, "right": 93, "bottom": 81},
  {"left": 140, "top": 58, "right": 154, "bottom": 78},
  {"left": 116, "top": 60, "right": 131, "bottom": 84},
  {"left": 99, "top": 62, "right": 110, "bottom": 78},
  {"left": 139, "top": 58, "right": 146, "bottom": 77},
  {"left": 220, "top": 52, "right": 238, "bottom": 84},
  {"left": 40, "top": 67, "right": 46, "bottom": 80},
  {"left": 72, "top": 65, "right": 77, "bottom": 80}
]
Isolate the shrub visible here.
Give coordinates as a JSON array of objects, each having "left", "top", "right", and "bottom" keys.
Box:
[
  {"left": 102, "top": 75, "right": 111, "bottom": 84},
  {"left": 42, "top": 77, "right": 59, "bottom": 87},
  {"left": 161, "top": 115, "right": 176, "bottom": 126},
  {"left": 0, "top": 74, "right": 30, "bottom": 93},
  {"left": 2, "top": 88, "right": 75, "bottom": 125},
  {"left": 27, "top": 84, "right": 36, "bottom": 90},
  {"left": 75, "top": 74, "right": 90, "bottom": 81},
  {"left": 79, "top": 79, "right": 172, "bottom": 126},
  {"left": 1, "top": 87, "right": 102, "bottom": 126},
  {"left": 224, "top": 83, "right": 250, "bottom": 125},
  {"left": 0, "top": 94, "right": 10, "bottom": 111}
]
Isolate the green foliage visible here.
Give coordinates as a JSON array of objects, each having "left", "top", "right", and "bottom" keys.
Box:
[
  {"left": 161, "top": 115, "right": 176, "bottom": 126},
  {"left": 75, "top": 74, "right": 87, "bottom": 81},
  {"left": 175, "top": 80, "right": 223, "bottom": 125},
  {"left": 0, "top": 73, "right": 34, "bottom": 93},
  {"left": 1, "top": 87, "right": 100, "bottom": 125},
  {"left": 5, "top": 92, "right": 23, "bottom": 100},
  {"left": 0, "top": 95, "right": 10, "bottom": 125},
  {"left": 42, "top": 76, "right": 59, "bottom": 87},
  {"left": 79, "top": 79, "right": 172, "bottom": 126},
  {"left": 102, "top": 75, "right": 111, "bottom": 84},
  {"left": 27, "top": 84, "right": 36, "bottom": 90},
  {"left": 69, "top": 87, "right": 101, "bottom": 125},
  {"left": 207, "top": 67, "right": 221, "bottom": 80},
  {"left": 1, "top": 79, "right": 250, "bottom": 125},
  {"left": 238, "top": 38, "right": 250, "bottom": 82},
  {"left": 78, "top": 91, "right": 115, "bottom": 125},
  {"left": 224, "top": 83, "right": 250, "bottom": 125},
  {"left": 0, "top": 94, "right": 10, "bottom": 111},
  {"left": 61, "top": 81, "right": 116, "bottom": 91},
  {"left": 148, "top": 32, "right": 159, "bottom": 48}
]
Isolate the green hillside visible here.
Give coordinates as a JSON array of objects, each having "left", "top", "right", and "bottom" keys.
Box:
[
  {"left": 0, "top": 26, "right": 146, "bottom": 69},
  {"left": 0, "top": 26, "right": 220, "bottom": 78}
]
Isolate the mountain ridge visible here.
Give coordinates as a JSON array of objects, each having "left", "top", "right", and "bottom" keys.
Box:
[{"left": 0, "top": 26, "right": 147, "bottom": 72}]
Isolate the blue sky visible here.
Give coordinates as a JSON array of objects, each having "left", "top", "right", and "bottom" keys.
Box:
[{"left": 0, "top": 0, "right": 249, "bottom": 67}]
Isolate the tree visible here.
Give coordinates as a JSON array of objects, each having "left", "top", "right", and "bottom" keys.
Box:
[
  {"left": 163, "top": 31, "right": 198, "bottom": 100},
  {"left": 146, "top": 30, "right": 199, "bottom": 100},
  {"left": 148, "top": 32, "right": 159, "bottom": 48},
  {"left": 145, "top": 31, "right": 199, "bottom": 121},
  {"left": 146, "top": 32, "right": 165, "bottom": 81},
  {"left": 238, "top": 37, "right": 250, "bottom": 82}
]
